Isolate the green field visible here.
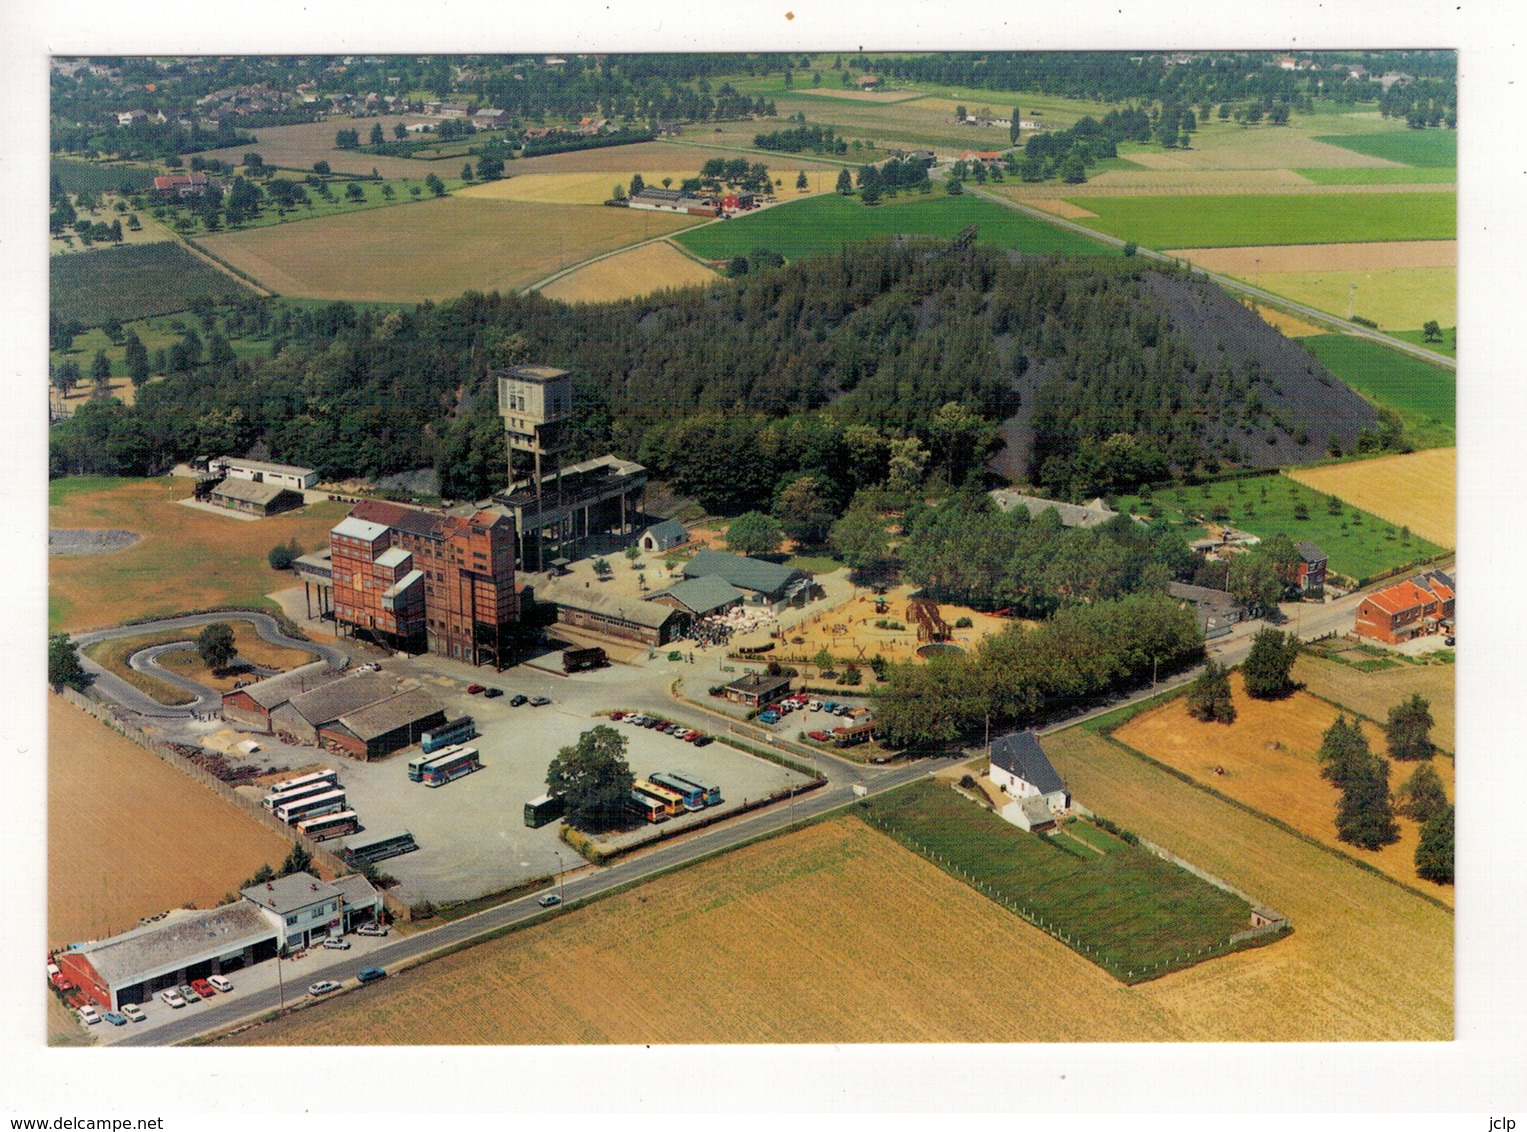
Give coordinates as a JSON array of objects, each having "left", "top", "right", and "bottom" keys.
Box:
[
  {"left": 857, "top": 779, "right": 1260, "bottom": 981},
  {"left": 1121, "top": 472, "right": 1446, "bottom": 581},
  {"left": 51, "top": 157, "right": 158, "bottom": 195},
  {"left": 1296, "top": 166, "right": 1455, "bottom": 185},
  {"left": 1389, "top": 327, "right": 1457, "bottom": 358},
  {"left": 674, "top": 192, "right": 1108, "bottom": 263},
  {"left": 50, "top": 241, "right": 257, "bottom": 327},
  {"left": 1300, "top": 334, "right": 1456, "bottom": 428},
  {"left": 1068, "top": 192, "right": 1455, "bottom": 249},
  {"left": 1315, "top": 131, "right": 1457, "bottom": 167}
]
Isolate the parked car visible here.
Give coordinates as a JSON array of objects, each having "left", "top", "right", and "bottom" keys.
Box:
[
  {"left": 808, "top": 730, "right": 832, "bottom": 742},
  {"left": 177, "top": 984, "right": 200, "bottom": 1003},
  {"left": 1445, "top": 636, "right": 1456, "bottom": 647},
  {"left": 509, "top": 694, "right": 528, "bottom": 706},
  {"left": 159, "top": 989, "right": 186, "bottom": 1009},
  {"left": 529, "top": 695, "right": 551, "bottom": 706},
  {"left": 809, "top": 700, "right": 823, "bottom": 712},
  {"left": 759, "top": 710, "right": 780, "bottom": 725},
  {"left": 642, "top": 717, "right": 660, "bottom": 728},
  {"left": 356, "top": 922, "right": 388, "bottom": 937},
  {"left": 823, "top": 701, "right": 838, "bottom": 712},
  {"left": 686, "top": 731, "right": 704, "bottom": 743},
  {"left": 79, "top": 1005, "right": 101, "bottom": 1025},
  {"left": 207, "top": 975, "right": 233, "bottom": 993},
  {"left": 836, "top": 705, "right": 854, "bottom": 716},
  {"left": 537, "top": 893, "right": 562, "bottom": 907},
  {"left": 693, "top": 735, "right": 713, "bottom": 747},
  {"left": 467, "top": 684, "right": 486, "bottom": 695},
  {"left": 609, "top": 710, "right": 626, "bottom": 721},
  {"left": 308, "top": 980, "right": 342, "bottom": 997},
  {"left": 322, "top": 937, "right": 351, "bottom": 950},
  {"left": 356, "top": 967, "right": 387, "bottom": 984},
  {"left": 121, "top": 1003, "right": 145, "bottom": 1022},
  {"left": 483, "top": 687, "right": 504, "bottom": 698},
  {"left": 190, "top": 978, "right": 215, "bottom": 998},
  {"left": 102, "top": 1010, "right": 127, "bottom": 1026}
]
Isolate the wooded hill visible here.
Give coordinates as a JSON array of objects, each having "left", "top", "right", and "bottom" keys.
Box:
[{"left": 50, "top": 243, "right": 1383, "bottom": 504}]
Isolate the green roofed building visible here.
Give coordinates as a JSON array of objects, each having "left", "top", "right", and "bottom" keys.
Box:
[
  {"left": 681, "top": 549, "right": 819, "bottom": 610},
  {"left": 649, "top": 574, "right": 747, "bottom": 618}
]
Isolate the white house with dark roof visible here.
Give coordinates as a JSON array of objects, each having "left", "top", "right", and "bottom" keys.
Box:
[
  {"left": 988, "top": 732, "right": 1068, "bottom": 829},
  {"left": 241, "top": 872, "right": 345, "bottom": 950}
]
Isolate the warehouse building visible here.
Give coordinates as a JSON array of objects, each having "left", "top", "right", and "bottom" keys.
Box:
[
  {"left": 207, "top": 477, "right": 304, "bottom": 517},
  {"left": 534, "top": 578, "right": 690, "bottom": 646},
  {"left": 211, "top": 457, "right": 319, "bottom": 491},
  {"left": 220, "top": 661, "right": 343, "bottom": 730},
  {"left": 649, "top": 575, "right": 746, "bottom": 618},
  {"left": 319, "top": 687, "right": 447, "bottom": 760}
]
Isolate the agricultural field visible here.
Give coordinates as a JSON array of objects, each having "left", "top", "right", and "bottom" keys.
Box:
[
  {"left": 1288, "top": 447, "right": 1457, "bottom": 549},
  {"left": 505, "top": 140, "right": 844, "bottom": 175},
  {"left": 189, "top": 118, "right": 450, "bottom": 179},
  {"left": 197, "top": 198, "right": 704, "bottom": 301},
  {"left": 50, "top": 200, "right": 181, "bottom": 258},
  {"left": 1126, "top": 474, "right": 1445, "bottom": 582},
  {"left": 50, "top": 156, "right": 158, "bottom": 195},
  {"left": 859, "top": 779, "right": 1260, "bottom": 980},
  {"left": 673, "top": 191, "right": 1108, "bottom": 264},
  {"left": 539, "top": 241, "right": 719, "bottom": 304},
  {"left": 1066, "top": 192, "right": 1456, "bottom": 249},
  {"left": 156, "top": 174, "right": 469, "bottom": 239},
  {"left": 48, "top": 695, "right": 294, "bottom": 947},
  {"left": 459, "top": 167, "right": 836, "bottom": 205},
  {"left": 1114, "top": 123, "right": 1397, "bottom": 173},
  {"left": 1300, "top": 335, "right": 1456, "bottom": 431},
  {"left": 1043, "top": 725, "right": 1451, "bottom": 1040},
  {"left": 48, "top": 477, "right": 349, "bottom": 632},
  {"left": 1167, "top": 240, "right": 1456, "bottom": 275},
  {"left": 1254, "top": 267, "right": 1455, "bottom": 333},
  {"left": 49, "top": 241, "right": 257, "bottom": 326},
  {"left": 1296, "top": 166, "right": 1455, "bottom": 185},
  {"left": 83, "top": 622, "right": 319, "bottom": 706},
  {"left": 1390, "top": 327, "right": 1457, "bottom": 357},
  {"left": 1247, "top": 303, "right": 1326, "bottom": 338},
  {"left": 1111, "top": 673, "right": 1454, "bottom": 903},
  {"left": 1295, "top": 652, "right": 1455, "bottom": 753},
  {"left": 1315, "top": 131, "right": 1457, "bottom": 167}
]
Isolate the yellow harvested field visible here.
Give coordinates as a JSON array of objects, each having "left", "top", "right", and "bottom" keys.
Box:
[
  {"left": 1246, "top": 302, "right": 1327, "bottom": 338},
  {"left": 49, "top": 695, "right": 294, "bottom": 947},
  {"left": 461, "top": 169, "right": 836, "bottom": 206},
  {"left": 1113, "top": 673, "right": 1453, "bottom": 903},
  {"left": 1295, "top": 654, "right": 1455, "bottom": 754},
  {"left": 540, "top": 241, "right": 719, "bottom": 304},
  {"left": 1167, "top": 240, "right": 1456, "bottom": 274},
  {"left": 1045, "top": 726, "right": 1451, "bottom": 1040},
  {"left": 198, "top": 198, "right": 703, "bottom": 302},
  {"left": 1250, "top": 267, "right": 1456, "bottom": 331},
  {"left": 1288, "top": 448, "right": 1456, "bottom": 548},
  {"left": 1022, "top": 197, "right": 1098, "bottom": 219}
]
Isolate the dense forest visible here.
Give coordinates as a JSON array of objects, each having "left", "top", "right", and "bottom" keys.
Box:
[{"left": 50, "top": 242, "right": 1389, "bottom": 507}]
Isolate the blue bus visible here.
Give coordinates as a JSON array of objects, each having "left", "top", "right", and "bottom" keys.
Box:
[
  {"left": 421, "top": 716, "right": 477, "bottom": 754},
  {"left": 670, "top": 772, "right": 722, "bottom": 807},
  {"left": 650, "top": 773, "right": 706, "bottom": 812},
  {"left": 421, "top": 746, "right": 482, "bottom": 787}
]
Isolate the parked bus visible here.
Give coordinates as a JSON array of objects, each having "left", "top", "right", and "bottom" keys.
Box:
[
  {"left": 634, "top": 779, "right": 684, "bottom": 818},
  {"left": 669, "top": 772, "right": 722, "bottom": 808},
  {"left": 274, "top": 788, "right": 348, "bottom": 825},
  {"left": 341, "top": 829, "right": 417, "bottom": 865},
  {"left": 297, "top": 810, "right": 360, "bottom": 841},
  {"left": 420, "top": 746, "right": 481, "bottom": 787},
  {"left": 523, "top": 793, "right": 567, "bottom": 829},
  {"left": 263, "top": 771, "right": 339, "bottom": 810},
  {"left": 650, "top": 773, "right": 706, "bottom": 812},
  {"left": 421, "top": 716, "right": 477, "bottom": 754},
  {"left": 626, "top": 791, "right": 666, "bottom": 824},
  {"left": 408, "top": 744, "right": 460, "bottom": 782},
  {"left": 832, "top": 721, "right": 876, "bottom": 748}
]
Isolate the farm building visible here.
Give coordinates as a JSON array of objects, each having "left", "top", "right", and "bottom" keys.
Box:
[
  {"left": 649, "top": 575, "right": 747, "bottom": 618},
  {"left": 211, "top": 457, "right": 319, "bottom": 491},
  {"left": 57, "top": 904, "right": 279, "bottom": 1011},
  {"left": 857, "top": 75, "right": 879, "bottom": 89},
  {"left": 207, "top": 478, "right": 304, "bottom": 517},
  {"left": 989, "top": 489, "right": 1121, "bottom": 529},
  {"left": 1003, "top": 795, "right": 1058, "bottom": 833},
  {"left": 681, "top": 549, "right": 818, "bottom": 610},
  {"left": 533, "top": 578, "right": 690, "bottom": 647},
  {"left": 627, "top": 188, "right": 720, "bottom": 217},
  {"left": 1167, "top": 582, "right": 1245, "bottom": 640},
  {"left": 241, "top": 872, "right": 345, "bottom": 951},
  {"left": 153, "top": 172, "right": 212, "bottom": 198},
  {"left": 1296, "top": 542, "right": 1328, "bottom": 593},
  {"left": 250, "top": 667, "right": 446, "bottom": 759},
  {"left": 639, "top": 518, "right": 688, "bottom": 553},
  {"left": 220, "top": 661, "right": 343, "bottom": 730},
  {"left": 1354, "top": 569, "right": 1455, "bottom": 645},
  {"left": 319, "top": 687, "right": 448, "bottom": 760},
  {"left": 721, "top": 672, "right": 792, "bottom": 708},
  {"left": 988, "top": 732, "right": 1068, "bottom": 815}
]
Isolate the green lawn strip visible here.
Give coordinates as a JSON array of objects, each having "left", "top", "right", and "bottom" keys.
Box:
[
  {"left": 1300, "top": 334, "right": 1455, "bottom": 427},
  {"left": 1065, "top": 191, "right": 1455, "bottom": 248},
  {"left": 674, "top": 191, "right": 1108, "bottom": 263},
  {"left": 855, "top": 779, "right": 1257, "bottom": 982},
  {"left": 49, "top": 476, "right": 136, "bottom": 507},
  {"left": 1119, "top": 473, "right": 1446, "bottom": 579},
  {"left": 1388, "top": 327, "right": 1456, "bottom": 358},
  {"left": 1295, "top": 166, "right": 1455, "bottom": 185},
  {"left": 82, "top": 628, "right": 200, "bottom": 706},
  {"left": 1064, "top": 818, "right": 1127, "bottom": 854},
  {"left": 782, "top": 553, "right": 842, "bottom": 574},
  {"left": 1313, "top": 131, "right": 1457, "bottom": 168}
]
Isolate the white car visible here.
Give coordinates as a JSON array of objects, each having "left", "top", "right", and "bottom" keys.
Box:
[
  {"left": 809, "top": 701, "right": 823, "bottom": 712},
  {"left": 78, "top": 1005, "right": 101, "bottom": 1025},
  {"left": 308, "top": 980, "right": 342, "bottom": 997},
  {"left": 121, "top": 1004, "right": 146, "bottom": 1022},
  {"left": 356, "top": 922, "right": 389, "bottom": 937},
  {"left": 321, "top": 937, "right": 351, "bottom": 950},
  {"left": 207, "top": 975, "right": 233, "bottom": 993},
  {"left": 158, "top": 989, "right": 186, "bottom": 1008}
]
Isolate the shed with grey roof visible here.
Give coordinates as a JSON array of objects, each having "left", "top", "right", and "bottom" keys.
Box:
[
  {"left": 682, "top": 549, "right": 816, "bottom": 609},
  {"left": 649, "top": 574, "right": 746, "bottom": 618},
  {"left": 639, "top": 518, "right": 688, "bottom": 553},
  {"left": 208, "top": 477, "right": 304, "bottom": 516},
  {"left": 221, "top": 661, "right": 344, "bottom": 729},
  {"left": 268, "top": 669, "right": 405, "bottom": 745},
  {"left": 535, "top": 579, "right": 690, "bottom": 647},
  {"left": 989, "top": 489, "right": 1120, "bottom": 529},
  {"left": 321, "top": 687, "right": 448, "bottom": 759}
]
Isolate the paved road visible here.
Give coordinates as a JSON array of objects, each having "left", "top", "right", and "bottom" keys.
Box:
[
  {"left": 72, "top": 611, "right": 350, "bottom": 719},
  {"left": 968, "top": 185, "right": 1456, "bottom": 371}
]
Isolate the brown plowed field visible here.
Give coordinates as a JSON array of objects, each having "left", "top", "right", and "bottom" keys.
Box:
[
  {"left": 1166, "top": 240, "right": 1456, "bottom": 274},
  {"left": 1288, "top": 448, "right": 1456, "bottom": 548},
  {"left": 198, "top": 198, "right": 703, "bottom": 301},
  {"left": 48, "top": 695, "right": 292, "bottom": 947},
  {"left": 540, "top": 241, "right": 719, "bottom": 304},
  {"left": 193, "top": 119, "right": 448, "bottom": 179},
  {"left": 1022, "top": 198, "right": 1098, "bottom": 218},
  {"left": 1113, "top": 673, "right": 1453, "bottom": 903}
]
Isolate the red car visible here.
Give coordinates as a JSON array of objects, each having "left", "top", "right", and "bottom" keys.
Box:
[
  {"left": 609, "top": 710, "right": 626, "bottom": 721},
  {"left": 686, "top": 731, "right": 705, "bottom": 743},
  {"left": 191, "top": 978, "right": 216, "bottom": 999},
  {"left": 808, "top": 730, "right": 832, "bottom": 742},
  {"left": 467, "top": 684, "right": 485, "bottom": 695}
]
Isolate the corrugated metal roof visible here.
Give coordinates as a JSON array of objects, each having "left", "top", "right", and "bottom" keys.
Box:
[
  {"left": 990, "top": 732, "right": 1064, "bottom": 796},
  {"left": 229, "top": 662, "right": 341, "bottom": 710},
  {"left": 78, "top": 904, "right": 275, "bottom": 987},
  {"left": 537, "top": 580, "right": 685, "bottom": 630},
  {"left": 288, "top": 670, "right": 403, "bottom": 727},
  {"left": 651, "top": 575, "right": 745, "bottom": 615},
  {"left": 211, "top": 478, "right": 295, "bottom": 506},
  {"left": 332, "top": 688, "right": 444, "bottom": 742},
  {"left": 643, "top": 518, "right": 687, "bottom": 542}
]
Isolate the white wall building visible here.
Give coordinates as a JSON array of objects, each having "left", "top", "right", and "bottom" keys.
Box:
[
  {"left": 241, "top": 872, "right": 345, "bottom": 950},
  {"left": 214, "top": 457, "right": 319, "bottom": 491}
]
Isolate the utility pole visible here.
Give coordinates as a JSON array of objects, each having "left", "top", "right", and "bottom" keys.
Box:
[{"left": 1348, "top": 280, "right": 1356, "bottom": 320}]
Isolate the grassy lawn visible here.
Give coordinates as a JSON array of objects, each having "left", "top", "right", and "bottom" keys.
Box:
[
  {"left": 1300, "top": 334, "right": 1455, "bottom": 428},
  {"left": 1314, "top": 131, "right": 1457, "bottom": 167},
  {"left": 1296, "top": 166, "right": 1455, "bottom": 185},
  {"left": 50, "top": 242, "right": 258, "bottom": 327},
  {"left": 1389, "top": 327, "right": 1456, "bottom": 357},
  {"left": 1067, "top": 191, "right": 1455, "bottom": 248},
  {"left": 857, "top": 779, "right": 1259, "bottom": 982},
  {"left": 1122, "top": 473, "right": 1445, "bottom": 581},
  {"left": 1250, "top": 265, "right": 1455, "bottom": 334},
  {"left": 674, "top": 191, "right": 1108, "bottom": 263}
]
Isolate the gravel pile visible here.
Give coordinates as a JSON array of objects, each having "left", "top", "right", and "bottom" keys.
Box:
[{"left": 48, "top": 528, "right": 142, "bottom": 556}]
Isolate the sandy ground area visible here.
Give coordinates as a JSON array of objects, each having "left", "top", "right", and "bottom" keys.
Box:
[
  {"left": 1166, "top": 240, "right": 1457, "bottom": 273},
  {"left": 1247, "top": 303, "right": 1328, "bottom": 337},
  {"left": 1022, "top": 197, "right": 1098, "bottom": 218}
]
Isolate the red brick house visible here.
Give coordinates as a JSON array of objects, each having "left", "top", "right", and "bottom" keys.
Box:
[
  {"left": 1354, "top": 570, "right": 1455, "bottom": 644},
  {"left": 1295, "top": 541, "right": 1327, "bottom": 593}
]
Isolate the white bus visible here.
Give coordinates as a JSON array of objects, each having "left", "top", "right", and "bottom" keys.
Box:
[
  {"left": 274, "top": 789, "right": 348, "bottom": 825},
  {"left": 263, "top": 770, "right": 339, "bottom": 810},
  {"left": 297, "top": 810, "right": 361, "bottom": 841}
]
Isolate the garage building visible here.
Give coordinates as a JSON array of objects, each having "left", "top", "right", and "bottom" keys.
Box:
[
  {"left": 535, "top": 578, "right": 690, "bottom": 646},
  {"left": 208, "top": 477, "right": 304, "bottom": 517},
  {"left": 318, "top": 687, "right": 448, "bottom": 760}
]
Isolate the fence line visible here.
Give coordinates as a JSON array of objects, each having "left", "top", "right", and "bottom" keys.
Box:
[{"left": 54, "top": 687, "right": 411, "bottom": 924}]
